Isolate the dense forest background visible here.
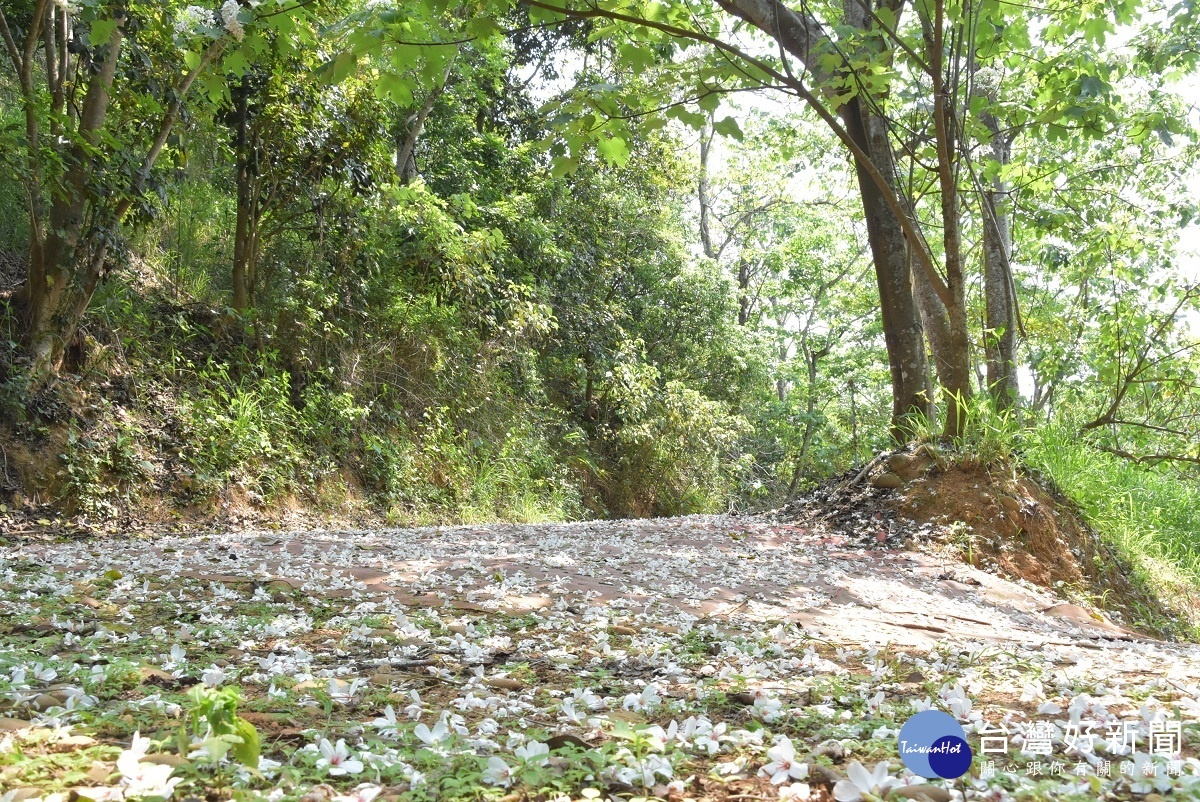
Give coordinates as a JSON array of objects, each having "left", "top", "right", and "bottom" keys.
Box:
[{"left": 1, "top": 0, "right": 1199, "bottom": 591}]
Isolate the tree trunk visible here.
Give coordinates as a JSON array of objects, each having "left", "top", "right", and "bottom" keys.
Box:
[
  {"left": 787, "top": 342, "right": 828, "bottom": 499},
  {"left": 9, "top": 5, "right": 221, "bottom": 384},
  {"left": 698, "top": 118, "right": 717, "bottom": 260},
  {"left": 395, "top": 55, "right": 455, "bottom": 184},
  {"left": 925, "top": 8, "right": 972, "bottom": 439},
  {"left": 980, "top": 117, "right": 1018, "bottom": 407},
  {"left": 737, "top": 260, "right": 751, "bottom": 325},
  {"left": 22, "top": 17, "right": 124, "bottom": 379},
  {"left": 713, "top": 0, "right": 940, "bottom": 439},
  {"left": 840, "top": 98, "right": 933, "bottom": 440},
  {"left": 232, "top": 75, "right": 253, "bottom": 311}
]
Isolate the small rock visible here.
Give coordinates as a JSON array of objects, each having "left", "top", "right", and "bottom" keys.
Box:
[
  {"left": 887, "top": 453, "right": 912, "bottom": 472},
  {"left": 0, "top": 716, "right": 30, "bottom": 731},
  {"left": 31, "top": 693, "right": 61, "bottom": 712},
  {"left": 52, "top": 734, "right": 97, "bottom": 751},
  {"left": 139, "top": 665, "right": 182, "bottom": 688},
  {"left": 298, "top": 785, "right": 336, "bottom": 802},
  {"left": 484, "top": 677, "right": 525, "bottom": 691},
  {"left": 6, "top": 790, "right": 40, "bottom": 802},
  {"left": 998, "top": 496, "right": 1022, "bottom": 513},
  {"left": 85, "top": 762, "right": 113, "bottom": 783},
  {"left": 609, "top": 625, "right": 638, "bottom": 636},
  {"left": 546, "top": 733, "right": 590, "bottom": 751},
  {"left": 370, "top": 673, "right": 395, "bottom": 686},
  {"left": 872, "top": 472, "right": 903, "bottom": 489},
  {"left": 813, "top": 739, "right": 845, "bottom": 762},
  {"left": 698, "top": 665, "right": 716, "bottom": 677},
  {"left": 803, "top": 762, "right": 842, "bottom": 785}
]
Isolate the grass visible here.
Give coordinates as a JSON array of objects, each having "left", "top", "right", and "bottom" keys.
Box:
[
  {"left": 904, "top": 395, "right": 1200, "bottom": 635},
  {"left": 1020, "top": 420, "right": 1200, "bottom": 607}
]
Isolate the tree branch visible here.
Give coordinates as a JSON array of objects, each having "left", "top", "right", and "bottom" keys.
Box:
[
  {"left": 0, "top": 9, "right": 21, "bottom": 77},
  {"left": 114, "top": 39, "right": 227, "bottom": 221},
  {"left": 524, "top": 0, "right": 946, "bottom": 305}
]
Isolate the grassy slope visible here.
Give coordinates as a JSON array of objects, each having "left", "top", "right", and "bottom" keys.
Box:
[{"left": 1020, "top": 422, "right": 1200, "bottom": 635}]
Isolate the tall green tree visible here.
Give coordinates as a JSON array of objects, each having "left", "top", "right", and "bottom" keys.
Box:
[{"left": 0, "top": 0, "right": 313, "bottom": 381}]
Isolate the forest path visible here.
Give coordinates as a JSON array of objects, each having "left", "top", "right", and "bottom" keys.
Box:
[
  {"left": 9, "top": 513, "right": 1200, "bottom": 800},
  {"left": 30, "top": 513, "right": 1193, "bottom": 662}
]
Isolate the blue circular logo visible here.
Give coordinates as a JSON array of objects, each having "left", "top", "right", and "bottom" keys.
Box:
[{"left": 898, "top": 710, "right": 973, "bottom": 779}]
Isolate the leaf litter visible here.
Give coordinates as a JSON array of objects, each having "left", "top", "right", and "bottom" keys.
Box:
[{"left": 1, "top": 511, "right": 1199, "bottom": 801}]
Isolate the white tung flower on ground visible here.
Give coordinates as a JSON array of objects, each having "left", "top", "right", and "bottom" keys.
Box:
[
  {"left": 331, "top": 785, "right": 383, "bottom": 802},
  {"left": 31, "top": 663, "right": 57, "bottom": 682},
  {"left": 371, "top": 705, "right": 401, "bottom": 738},
  {"left": 779, "top": 782, "right": 813, "bottom": 801},
  {"left": 514, "top": 740, "right": 550, "bottom": 766},
  {"left": 316, "top": 738, "right": 364, "bottom": 776},
  {"left": 201, "top": 665, "right": 226, "bottom": 686},
  {"left": 622, "top": 683, "right": 660, "bottom": 711},
  {"left": 759, "top": 736, "right": 809, "bottom": 785},
  {"left": 413, "top": 717, "right": 450, "bottom": 745},
  {"left": 832, "top": 761, "right": 901, "bottom": 802},
  {"left": 481, "top": 756, "right": 513, "bottom": 787},
  {"left": 753, "top": 692, "right": 784, "bottom": 721},
  {"left": 118, "top": 732, "right": 184, "bottom": 799}
]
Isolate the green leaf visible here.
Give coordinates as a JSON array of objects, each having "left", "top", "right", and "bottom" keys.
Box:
[
  {"left": 712, "top": 116, "right": 743, "bottom": 141},
  {"left": 378, "top": 73, "right": 414, "bottom": 105},
  {"left": 618, "top": 43, "right": 655, "bottom": 72},
  {"left": 550, "top": 155, "right": 578, "bottom": 178},
  {"left": 231, "top": 717, "right": 261, "bottom": 767},
  {"left": 597, "top": 136, "right": 630, "bottom": 166},
  {"left": 330, "top": 51, "right": 358, "bottom": 85},
  {"left": 223, "top": 50, "right": 249, "bottom": 78},
  {"left": 667, "top": 106, "right": 707, "bottom": 130},
  {"left": 183, "top": 50, "right": 201, "bottom": 71},
  {"left": 89, "top": 18, "right": 119, "bottom": 46}
]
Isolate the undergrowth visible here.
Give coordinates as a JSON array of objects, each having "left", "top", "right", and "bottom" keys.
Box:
[
  {"left": 1021, "top": 419, "right": 1200, "bottom": 628},
  {"left": 928, "top": 397, "right": 1200, "bottom": 635}
]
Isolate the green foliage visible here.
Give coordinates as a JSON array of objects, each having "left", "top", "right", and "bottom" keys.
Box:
[
  {"left": 57, "top": 422, "right": 152, "bottom": 518},
  {"left": 178, "top": 365, "right": 306, "bottom": 497},
  {"left": 1023, "top": 421, "right": 1200, "bottom": 596},
  {"left": 181, "top": 684, "right": 261, "bottom": 767},
  {"left": 950, "top": 396, "right": 1022, "bottom": 469}
]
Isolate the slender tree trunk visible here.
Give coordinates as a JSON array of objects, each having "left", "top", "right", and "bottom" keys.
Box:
[
  {"left": 11, "top": 9, "right": 222, "bottom": 384},
  {"left": 848, "top": 378, "right": 859, "bottom": 462},
  {"left": 232, "top": 75, "right": 253, "bottom": 311},
  {"left": 698, "top": 118, "right": 717, "bottom": 260},
  {"left": 787, "top": 342, "right": 829, "bottom": 498},
  {"left": 840, "top": 98, "right": 933, "bottom": 440},
  {"left": 737, "top": 260, "right": 751, "bottom": 325},
  {"left": 395, "top": 55, "right": 455, "bottom": 184},
  {"left": 980, "top": 116, "right": 1018, "bottom": 407},
  {"left": 924, "top": 0, "right": 971, "bottom": 437},
  {"left": 23, "top": 16, "right": 124, "bottom": 378}
]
